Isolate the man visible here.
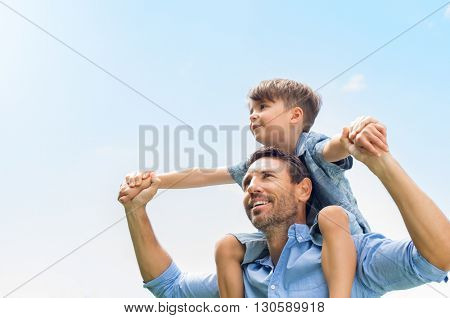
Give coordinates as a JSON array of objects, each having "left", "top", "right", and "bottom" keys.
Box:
[{"left": 118, "top": 128, "right": 449, "bottom": 297}]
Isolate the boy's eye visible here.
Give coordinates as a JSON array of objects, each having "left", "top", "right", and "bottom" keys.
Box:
[{"left": 260, "top": 104, "right": 266, "bottom": 110}]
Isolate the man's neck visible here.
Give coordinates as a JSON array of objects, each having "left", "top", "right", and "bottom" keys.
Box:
[
  {"left": 264, "top": 225, "right": 291, "bottom": 266},
  {"left": 264, "top": 211, "right": 307, "bottom": 266}
]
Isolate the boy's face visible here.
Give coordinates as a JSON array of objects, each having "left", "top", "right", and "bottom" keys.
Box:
[{"left": 249, "top": 98, "right": 297, "bottom": 146}]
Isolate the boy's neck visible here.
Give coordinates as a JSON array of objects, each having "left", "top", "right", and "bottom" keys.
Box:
[
  {"left": 273, "top": 127, "right": 302, "bottom": 154},
  {"left": 274, "top": 141, "right": 295, "bottom": 154}
]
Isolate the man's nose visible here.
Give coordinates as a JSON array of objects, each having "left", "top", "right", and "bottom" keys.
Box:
[{"left": 247, "top": 177, "right": 262, "bottom": 194}]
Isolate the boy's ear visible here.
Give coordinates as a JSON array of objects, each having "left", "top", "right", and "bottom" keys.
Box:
[
  {"left": 295, "top": 177, "right": 312, "bottom": 203},
  {"left": 290, "top": 107, "right": 304, "bottom": 124}
]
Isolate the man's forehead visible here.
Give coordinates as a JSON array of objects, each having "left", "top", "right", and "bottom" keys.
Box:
[{"left": 247, "top": 157, "right": 286, "bottom": 173}]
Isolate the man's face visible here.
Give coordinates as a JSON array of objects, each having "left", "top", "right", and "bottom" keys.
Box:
[
  {"left": 242, "top": 157, "right": 300, "bottom": 231},
  {"left": 248, "top": 99, "right": 293, "bottom": 146}
]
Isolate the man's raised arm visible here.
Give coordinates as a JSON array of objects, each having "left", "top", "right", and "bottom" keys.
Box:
[
  {"left": 118, "top": 174, "right": 172, "bottom": 282},
  {"left": 343, "top": 126, "right": 450, "bottom": 271},
  {"left": 117, "top": 172, "right": 219, "bottom": 298}
]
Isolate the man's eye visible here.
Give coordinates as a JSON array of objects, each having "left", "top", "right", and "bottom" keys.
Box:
[{"left": 262, "top": 173, "right": 272, "bottom": 178}]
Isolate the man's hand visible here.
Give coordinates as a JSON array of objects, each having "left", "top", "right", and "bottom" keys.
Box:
[
  {"left": 348, "top": 116, "right": 378, "bottom": 139},
  {"left": 340, "top": 127, "right": 388, "bottom": 167},
  {"left": 347, "top": 116, "right": 388, "bottom": 156},
  {"left": 119, "top": 171, "right": 154, "bottom": 203},
  {"left": 118, "top": 172, "right": 160, "bottom": 211}
]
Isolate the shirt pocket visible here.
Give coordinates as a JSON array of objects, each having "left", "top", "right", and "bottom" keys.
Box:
[{"left": 283, "top": 255, "right": 328, "bottom": 291}]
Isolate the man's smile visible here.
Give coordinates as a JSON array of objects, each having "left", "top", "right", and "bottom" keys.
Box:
[
  {"left": 248, "top": 195, "right": 273, "bottom": 216},
  {"left": 250, "top": 201, "right": 271, "bottom": 216}
]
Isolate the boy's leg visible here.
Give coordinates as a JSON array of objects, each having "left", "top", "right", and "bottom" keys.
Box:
[
  {"left": 214, "top": 234, "right": 246, "bottom": 298},
  {"left": 318, "top": 206, "right": 357, "bottom": 298}
]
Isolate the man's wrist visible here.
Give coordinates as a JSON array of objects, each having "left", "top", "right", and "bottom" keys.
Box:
[
  {"left": 364, "top": 153, "right": 395, "bottom": 178},
  {"left": 125, "top": 204, "right": 147, "bottom": 218}
]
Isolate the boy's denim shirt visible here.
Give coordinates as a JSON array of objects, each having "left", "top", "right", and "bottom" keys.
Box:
[{"left": 228, "top": 131, "right": 371, "bottom": 244}]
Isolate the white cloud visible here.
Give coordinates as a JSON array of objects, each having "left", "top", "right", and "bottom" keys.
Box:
[
  {"left": 343, "top": 74, "right": 366, "bottom": 92},
  {"left": 445, "top": 5, "right": 450, "bottom": 19}
]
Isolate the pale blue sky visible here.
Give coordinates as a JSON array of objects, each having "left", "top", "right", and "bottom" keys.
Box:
[{"left": 0, "top": 0, "right": 449, "bottom": 297}]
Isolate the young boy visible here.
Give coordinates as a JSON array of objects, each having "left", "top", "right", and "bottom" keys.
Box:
[{"left": 119, "top": 79, "right": 388, "bottom": 298}]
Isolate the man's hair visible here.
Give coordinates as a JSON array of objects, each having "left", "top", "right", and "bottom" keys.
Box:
[
  {"left": 246, "top": 147, "right": 310, "bottom": 184},
  {"left": 248, "top": 79, "right": 322, "bottom": 132}
]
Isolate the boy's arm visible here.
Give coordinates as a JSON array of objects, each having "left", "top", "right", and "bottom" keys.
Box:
[
  {"left": 158, "top": 167, "right": 234, "bottom": 189},
  {"left": 119, "top": 167, "right": 234, "bottom": 203},
  {"left": 322, "top": 118, "right": 388, "bottom": 163},
  {"left": 127, "top": 167, "right": 234, "bottom": 189},
  {"left": 321, "top": 135, "right": 352, "bottom": 163}
]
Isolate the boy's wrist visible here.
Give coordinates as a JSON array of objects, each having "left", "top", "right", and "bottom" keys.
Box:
[{"left": 338, "top": 133, "right": 351, "bottom": 155}]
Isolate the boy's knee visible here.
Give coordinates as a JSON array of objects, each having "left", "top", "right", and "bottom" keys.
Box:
[
  {"left": 318, "top": 206, "right": 350, "bottom": 233},
  {"left": 214, "top": 234, "right": 244, "bottom": 263}
]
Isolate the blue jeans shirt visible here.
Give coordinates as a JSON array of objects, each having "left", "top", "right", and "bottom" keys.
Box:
[
  {"left": 228, "top": 131, "right": 371, "bottom": 244},
  {"left": 143, "top": 224, "right": 448, "bottom": 297}
]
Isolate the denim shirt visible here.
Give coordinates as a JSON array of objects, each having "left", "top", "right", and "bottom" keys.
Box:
[
  {"left": 143, "top": 224, "right": 448, "bottom": 297},
  {"left": 228, "top": 131, "right": 371, "bottom": 243}
]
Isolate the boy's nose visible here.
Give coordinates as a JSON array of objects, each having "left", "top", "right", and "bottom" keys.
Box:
[{"left": 249, "top": 113, "right": 258, "bottom": 122}]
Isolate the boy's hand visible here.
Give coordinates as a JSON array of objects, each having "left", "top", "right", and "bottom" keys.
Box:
[
  {"left": 119, "top": 171, "right": 154, "bottom": 203},
  {"left": 127, "top": 171, "right": 152, "bottom": 188}
]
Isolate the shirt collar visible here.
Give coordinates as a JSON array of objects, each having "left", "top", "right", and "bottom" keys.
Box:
[
  {"left": 295, "top": 132, "right": 309, "bottom": 157},
  {"left": 288, "top": 223, "right": 312, "bottom": 243},
  {"left": 251, "top": 224, "right": 312, "bottom": 268}
]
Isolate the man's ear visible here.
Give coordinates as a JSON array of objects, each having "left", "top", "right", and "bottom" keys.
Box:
[
  {"left": 290, "top": 106, "right": 304, "bottom": 124},
  {"left": 295, "top": 177, "right": 312, "bottom": 203}
]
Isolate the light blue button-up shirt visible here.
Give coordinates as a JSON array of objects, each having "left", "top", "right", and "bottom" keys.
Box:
[{"left": 144, "top": 224, "right": 448, "bottom": 297}]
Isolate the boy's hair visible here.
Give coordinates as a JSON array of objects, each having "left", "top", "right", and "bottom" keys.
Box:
[
  {"left": 246, "top": 146, "right": 310, "bottom": 185},
  {"left": 248, "top": 79, "right": 322, "bottom": 132}
]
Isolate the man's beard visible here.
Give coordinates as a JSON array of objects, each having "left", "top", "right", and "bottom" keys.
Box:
[{"left": 247, "top": 193, "right": 298, "bottom": 232}]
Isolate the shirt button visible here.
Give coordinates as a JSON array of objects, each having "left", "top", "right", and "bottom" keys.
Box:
[{"left": 270, "top": 285, "right": 276, "bottom": 290}]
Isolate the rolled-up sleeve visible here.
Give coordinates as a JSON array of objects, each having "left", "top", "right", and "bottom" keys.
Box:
[
  {"left": 143, "top": 262, "right": 219, "bottom": 298},
  {"left": 227, "top": 161, "right": 248, "bottom": 189},
  {"left": 354, "top": 233, "right": 448, "bottom": 295},
  {"left": 312, "top": 137, "right": 353, "bottom": 174}
]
